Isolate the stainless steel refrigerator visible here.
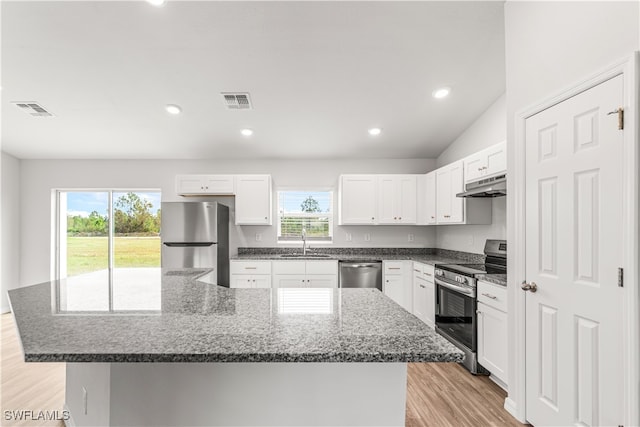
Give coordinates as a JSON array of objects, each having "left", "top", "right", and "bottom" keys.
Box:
[{"left": 161, "top": 202, "right": 230, "bottom": 287}]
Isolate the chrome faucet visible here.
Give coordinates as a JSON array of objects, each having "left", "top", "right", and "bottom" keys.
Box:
[{"left": 301, "top": 228, "right": 307, "bottom": 255}]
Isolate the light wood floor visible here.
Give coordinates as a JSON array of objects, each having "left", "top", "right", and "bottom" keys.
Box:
[{"left": 1, "top": 313, "right": 523, "bottom": 427}]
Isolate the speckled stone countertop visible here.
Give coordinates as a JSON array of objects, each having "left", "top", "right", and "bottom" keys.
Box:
[
  {"left": 476, "top": 274, "right": 507, "bottom": 287},
  {"left": 8, "top": 269, "right": 464, "bottom": 364},
  {"left": 232, "top": 247, "right": 483, "bottom": 266}
]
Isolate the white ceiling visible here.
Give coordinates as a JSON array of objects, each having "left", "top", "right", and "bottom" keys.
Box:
[{"left": 1, "top": 1, "right": 505, "bottom": 160}]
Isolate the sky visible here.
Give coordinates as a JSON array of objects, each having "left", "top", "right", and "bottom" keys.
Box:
[{"left": 66, "top": 191, "right": 161, "bottom": 217}]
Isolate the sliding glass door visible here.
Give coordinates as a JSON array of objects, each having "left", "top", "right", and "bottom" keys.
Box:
[{"left": 57, "top": 190, "right": 161, "bottom": 312}]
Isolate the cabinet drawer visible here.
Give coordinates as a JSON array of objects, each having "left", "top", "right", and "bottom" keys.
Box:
[
  {"left": 230, "top": 261, "right": 271, "bottom": 275},
  {"left": 422, "top": 264, "right": 435, "bottom": 282},
  {"left": 384, "top": 261, "right": 404, "bottom": 274},
  {"left": 477, "top": 281, "right": 507, "bottom": 312},
  {"left": 305, "top": 260, "right": 338, "bottom": 275},
  {"left": 272, "top": 261, "right": 306, "bottom": 275}
]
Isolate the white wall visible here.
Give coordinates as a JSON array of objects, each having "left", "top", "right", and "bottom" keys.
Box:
[
  {"left": 18, "top": 158, "right": 437, "bottom": 287},
  {"left": 2, "top": 152, "right": 21, "bottom": 313},
  {"left": 504, "top": 0, "right": 640, "bottom": 421},
  {"left": 435, "top": 94, "right": 507, "bottom": 254}
]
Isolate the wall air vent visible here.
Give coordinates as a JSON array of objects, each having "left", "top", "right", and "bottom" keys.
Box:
[
  {"left": 13, "top": 102, "right": 54, "bottom": 117},
  {"left": 221, "top": 92, "right": 252, "bottom": 110}
]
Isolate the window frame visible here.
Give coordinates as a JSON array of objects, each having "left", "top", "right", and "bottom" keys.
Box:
[{"left": 276, "top": 188, "right": 335, "bottom": 244}]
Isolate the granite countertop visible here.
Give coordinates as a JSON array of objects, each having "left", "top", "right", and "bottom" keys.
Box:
[
  {"left": 8, "top": 269, "right": 464, "bottom": 364},
  {"left": 476, "top": 273, "right": 507, "bottom": 287},
  {"left": 231, "top": 247, "right": 484, "bottom": 266}
]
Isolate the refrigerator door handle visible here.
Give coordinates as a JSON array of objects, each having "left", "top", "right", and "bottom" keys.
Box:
[{"left": 163, "top": 242, "right": 216, "bottom": 247}]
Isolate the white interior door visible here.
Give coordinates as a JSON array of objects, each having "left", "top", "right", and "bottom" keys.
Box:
[{"left": 524, "top": 74, "right": 625, "bottom": 426}]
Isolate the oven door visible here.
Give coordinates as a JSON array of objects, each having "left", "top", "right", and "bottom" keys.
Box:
[{"left": 435, "top": 278, "right": 477, "bottom": 352}]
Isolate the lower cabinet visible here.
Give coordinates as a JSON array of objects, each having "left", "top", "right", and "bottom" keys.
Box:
[
  {"left": 383, "top": 261, "right": 412, "bottom": 311},
  {"left": 477, "top": 280, "right": 508, "bottom": 387},
  {"left": 230, "top": 260, "right": 272, "bottom": 289},
  {"left": 412, "top": 262, "right": 435, "bottom": 328},
  {"left": 272, "top": 261, "right": 338, "bottom": 288}
]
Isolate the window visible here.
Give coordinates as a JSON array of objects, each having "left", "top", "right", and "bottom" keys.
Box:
[
  {"left": 55, "top": 190, "right": 161, "bottom": 312},
  {"left": 277, "top": 190, "right": 333, "bottom": 242}
]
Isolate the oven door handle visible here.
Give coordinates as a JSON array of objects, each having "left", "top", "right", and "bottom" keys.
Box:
[{"left": 435, "top": 278, "right": 476, "bottom": 297}]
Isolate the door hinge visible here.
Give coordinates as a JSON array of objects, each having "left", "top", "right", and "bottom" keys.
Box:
[
  {"left": 607, "top": 107, "right": 624, "bottom": 130},
  {"left": 618, "top": 267, "right": 624, "bottom": 287}
]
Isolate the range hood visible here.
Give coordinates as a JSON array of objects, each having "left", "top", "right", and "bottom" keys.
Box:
[{"left": 456, "top": 174, "right": 506, "bottom": 198}]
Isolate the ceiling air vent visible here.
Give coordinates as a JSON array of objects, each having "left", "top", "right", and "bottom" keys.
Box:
[
  {"left": 221, "top": 92, "right": 252, "bottom": 110},
  {"left": 13, "top": 102, "right": 54, "bottom": 117}
]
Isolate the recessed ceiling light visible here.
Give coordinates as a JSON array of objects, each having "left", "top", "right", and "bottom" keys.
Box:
[
  {"left": 432, "top": 87, "right": 451, "bottom": 99},
  {"left": 147, "top": 0, "right": 166, "bottom": 6},
  {"left": 165, "top": 104, "right": 182, "bottom": 115},
  {"left": 241, "top": 129, "right": 253, "bottom": 137},
  {"left": 368, "top": 128, "right": 382, "bottom": 136}
]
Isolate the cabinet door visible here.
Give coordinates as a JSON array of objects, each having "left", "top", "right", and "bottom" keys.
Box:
[
  {"left": 231, "top": 275, "right": 254, "bottom": 289},
  {"left": 175, "top": 175, "right": 205, "bottom": 195},
  {"left": 484, "top": 142, "right": 507, "bottom": 177},
  {"left": 253, "top": 275, "right": 272, "bottom": 289},
  {"left": 413, "top": 276, "right": 428, "bottom": 322},
  {"left": 306, "top": 275, "right": 338, "bottom": 288},
  {"left": 377, "top": 176, "right": 397, "bottom": 224},
  {"left": 464, "top": 152, "right": 486, "bottom": 183},
  {"left": 235, "top": 175, "right": 272, "bottom": 225},
  {"left": 449, "top": 161, "right": 465, "bottom": 223},
  {"left": 202, "top": 175, "right": 235, "bottom": 194},
  {"left": 384, "top": 275, "right": 404, "bottom": 307},
  {"left": 436, "top": 167, "right": 452, "bottom": 223},
  {"left": 340, "top": 175, "right": 377, "bottom": 224},
  {"left": 397, "top": 175, "right": 417, "bottom": 224},
  {"left": 273, "top": 274, "right": 306, "bottom": 288},
  {"left": 477, "top": 302, "right": 508, "bottom": 384},
  {"left": 425, "top": 172, "right": 437, "bottom": 225},
  {"left": 424, "top": 279, "right": 435, "bottom": 328}
]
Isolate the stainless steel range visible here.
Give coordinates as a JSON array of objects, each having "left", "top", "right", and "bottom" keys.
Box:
[{"left": 434, "top": 239, "right": 506, "bottom": 375}]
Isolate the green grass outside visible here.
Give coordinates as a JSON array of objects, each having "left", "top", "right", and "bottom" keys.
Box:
[{"left": 67, "top": 236, "right": 161, "bottom": 276}]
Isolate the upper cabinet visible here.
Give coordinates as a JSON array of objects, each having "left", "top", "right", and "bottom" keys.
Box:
[
  {"left": 436, "top": 161, "right": 465, "bottom": 224},
  {"left": 235, "top": 175, "right": 272, "bottom": 225},
  {"left": 175, "top": 175, "right": 234, "bottom": 195},
  {"left": 377, "top": 175, "right": 417, "bottom": 224},
  {"left": 463, "top": 141, "right": 507, "bottom": 183},
  {"left": 339, "top": 175, "right": 377, "bottom": 225}
]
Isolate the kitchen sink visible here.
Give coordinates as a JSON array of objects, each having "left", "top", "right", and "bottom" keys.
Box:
[{"left": 279, "top": 253, "right": 332, "bottom": 258}]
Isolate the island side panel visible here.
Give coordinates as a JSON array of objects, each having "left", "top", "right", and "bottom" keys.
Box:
[
  {"left": 65, "top": 363, "right": 111, "bottom": 427},
  {"left": 105, "top": 362, "right": 407, "bottom": 427}
]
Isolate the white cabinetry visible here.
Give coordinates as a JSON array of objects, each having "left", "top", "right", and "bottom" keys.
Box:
[
  {"left": 339, "top": 175, "right": 377, "bottom": 225},
  {"left": 230, "top": 261, "right": 272, "bottom": 289},
  {"left": 435, "top": 160, "right": 491, "bottom": 225},
  {"left": 176, "top": 175, "right": 235, "bottom": 196},
  {"left": 412, "top": 262, "right": 435, "bottom": 328},
  {"left": 383, "top": 261, "right": 412, "bottom": 311},
  {"left": 272, "top": 261, "right": 338, "bottom": 288},
  {"left": 424, "top": 171, "right": 437, "bottom": 225},
  {"left": 463, "top": 141, "right": 507, "bottom": 183},
  {"left": 477, "top": 280, "right": 508, "bottom": 387},
  {"left": 235, "top": 175, "right": 272, "bottom": 225},
  {"left": 377, "top": 175, "right": 417, "bottom": 224}
]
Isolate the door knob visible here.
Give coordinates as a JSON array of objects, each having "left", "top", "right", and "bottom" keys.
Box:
[{"left": 521, "top": 281, "right": 538, "bottom": 292}]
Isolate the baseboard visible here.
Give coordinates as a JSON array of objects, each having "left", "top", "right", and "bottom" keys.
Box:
[
  {"left": 489, "top": 374, "right": 507, "bottom": 391},
  {"left": 504, "top": 397, "right": 527, "bottom": 423}
]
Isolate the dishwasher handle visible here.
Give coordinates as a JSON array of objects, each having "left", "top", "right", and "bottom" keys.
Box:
[{"left": 341, "top": 263, "right": 380, "bottom": 268}]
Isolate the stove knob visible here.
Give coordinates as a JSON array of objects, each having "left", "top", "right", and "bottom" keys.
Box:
[{"left": 435, "top": 269, "right": 443, "bottom": 276}]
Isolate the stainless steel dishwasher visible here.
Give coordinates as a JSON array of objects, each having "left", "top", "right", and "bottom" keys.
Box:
[{"left": 339, "top": 261, "right": 382, "bottom": 291}]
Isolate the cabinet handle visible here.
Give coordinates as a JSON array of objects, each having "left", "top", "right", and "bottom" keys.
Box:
[
  {"left": 371, "top": 217, "right": 375, "bottom": 220},
  {"left": 307, "top": 280, "right": 310, "bottom": 283},
  {"left": 386, "top": 280, "right": 389, "bottom": 283},
  {"left": 388, "top": 267, "right": 401, "bottom": 270},
  {"left": 394, "top": 217, "right": 397, "bottom": 220},
  {"left": 245, "top": 267, "right": 257, "bottom": 270},
  {"left": 481, "top": 293, "right": 497, "bottom": 300},
  {"left": 477, "top": 167, "right": 482, "bottom": 171},
  {"left": 252, "top": 279, "right": 256, "bottom": 282},
  {"left": 399, "top": 217, "right": 402, "bottom": 220},
  {"left": 420, "top": 284, "right": 425, "bottom": 289},
  {"left": 476, "top": 309, "right": 482, "bottom": 314},
  {"left": 424, "top": 273, "right": 432, "bottom": 277},
  {"left": 413, "top": 269, "right": 421, "bottom": 272},
  {"left": 265, "top": 216, "right": 268, "bottom": 220}
]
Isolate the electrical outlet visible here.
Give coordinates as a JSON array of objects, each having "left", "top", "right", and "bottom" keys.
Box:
[
  {"left": 345, "top": 233, "right": 352, "bottom": 242},
  {"left": 255, "top": 233, "right": 262, "bottom": 242},
  {"left": 408, "top": 233, "right": 414, "bottom": 242},
  {"left": 82, "top": 387, "right": 88, "bottom": 415},
  {"left": 364, "top": 233, "right": 371, "bottom": 242}
]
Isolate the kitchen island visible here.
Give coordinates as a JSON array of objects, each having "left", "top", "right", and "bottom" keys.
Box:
[{"left": 8, "top": 268, "right": 463, "bottom": 426}]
